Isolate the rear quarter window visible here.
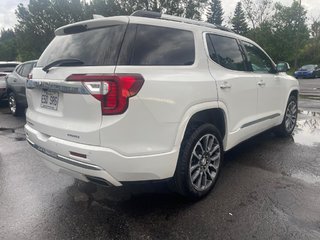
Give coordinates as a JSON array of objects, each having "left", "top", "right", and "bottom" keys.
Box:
[
  {"left": 118, "top": 25, "right": 195, "bottom": 66},
  {"left": 207, "top": 34, "right": 246, "bottom": 71}
]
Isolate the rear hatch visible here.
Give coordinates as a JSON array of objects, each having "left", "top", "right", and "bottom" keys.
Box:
[{"left": 26, "top": 17, "right": 129, "bottom": 145}]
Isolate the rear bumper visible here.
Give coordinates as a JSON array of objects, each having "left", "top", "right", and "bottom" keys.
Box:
[{"left": 25, "top": 124, "right": 179, "bottom": 185}]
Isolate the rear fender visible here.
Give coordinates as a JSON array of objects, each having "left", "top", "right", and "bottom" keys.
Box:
[{"left": 174, "top": 101, "right": 229, "bottom": 151}]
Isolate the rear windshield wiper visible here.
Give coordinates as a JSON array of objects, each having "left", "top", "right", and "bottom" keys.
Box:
[{"left": 42, "top": 58, "right": 84, "bottom": 73}]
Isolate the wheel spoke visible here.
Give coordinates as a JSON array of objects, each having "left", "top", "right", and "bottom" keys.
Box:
[
  {"left": 209, "top": 144, "right": 220, "bottom": 156},
  {"left": 285, "top": 118, "right": 290, "bottom": 129},
  {"left": 196, "top": 142, "right": 205, "bottom": 154},
  {"left": 206, "top": 168, "right": 216, "bottom": 180},
  {"left": 202, "top": 172, "right": 207, "bottom": 188},
  {"left": 196, "top": 172, "right": 203, "bottom": 188},
  {"left": 290, "top": 103, "right": 297, "bottom": 113},
  {"left": 192, "top": 169, "right": 201, "bottom": 182},
  {"left": 290, "top": 118, "right": 295, "bottom": 124},
  {"left": 190, "top": 164, "right": 199, "bottom": 173},
  {"left": 192, "top": 149, "right": 201, "bottom": 160},
  {"left": 204, "top": 135, "right": 210, "bottom": 151},
  {"left": 210, "top": 153, "right": 220, "bottom": 163},
  {"left": 207, "top": 137, "right": 214, "bottom": 152}
]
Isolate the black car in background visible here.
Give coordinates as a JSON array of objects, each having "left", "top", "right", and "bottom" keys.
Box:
[{"left": 6, "top": 60, "right": 37, "bottom": 116}]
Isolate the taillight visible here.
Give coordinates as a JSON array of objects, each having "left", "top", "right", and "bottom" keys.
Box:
[{"left": 66, "top": 74, "right": 144, "bottom": 115}]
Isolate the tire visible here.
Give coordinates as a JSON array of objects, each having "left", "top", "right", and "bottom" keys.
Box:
[
  {"left": 275, "top": 95, "right": 298, "bottom": 137},
  {"left": 173, "top": 123, "right": 223, "bottom": 199},
  {"left": 8, "top": 92, "right": 24, "bottom": 116}
]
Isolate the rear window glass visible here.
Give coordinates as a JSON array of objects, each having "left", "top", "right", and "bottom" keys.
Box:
[
  {"left": 21, "top": 63, "right": 34, "bottom": 77},
  {"left": 208, "top": 34, "right": 246, "bottom": 71},
  {"left": 119, "top": 25, "right": 195, "bottom": 66},
  {"left": 37, "top": 25, "right": 127, "bottom": 67}
]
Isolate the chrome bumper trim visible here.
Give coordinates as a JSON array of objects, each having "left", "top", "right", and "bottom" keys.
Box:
[{"left": 26, "top": 138, "right": 102, "bottom": 171}]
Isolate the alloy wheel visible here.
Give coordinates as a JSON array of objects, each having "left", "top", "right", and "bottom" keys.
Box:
[
  {"left": 189, "top": 134, "right": 221, "bottom": 191},
  {"left": 285, "top": 100, "right": 297, "bottom": 133},
  {"left": 8, "top": 95, "right": 16, "bottom": 114}
]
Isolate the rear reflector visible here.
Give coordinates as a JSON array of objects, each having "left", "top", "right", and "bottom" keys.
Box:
[
  {"left": 66, "top": 74, "right": 144, "bottom": 115},
  {"left": 70, "top": 151, "right": 87, "bottom": 159}
]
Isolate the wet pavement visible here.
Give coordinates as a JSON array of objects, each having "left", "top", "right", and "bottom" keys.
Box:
[
  {"left": 0, "top": 98, "right": 320, "bottom": 240},
  {"left": 299, "top": 78, "right": 320, "bottom": 97}
]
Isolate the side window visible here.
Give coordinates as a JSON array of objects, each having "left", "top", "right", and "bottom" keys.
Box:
[
  {"left": 207, "top": 34, "right": 246, "bottom": 71},
  {"left": 242, "top": 41, "right": 275, "bottom": 73},
  {"left": 128, "top": 25, "right": 195, "bottom": 65},
  {"left": 16, "top": 65, "right": 24, "bottom": 76},
  {"left": 21, "top": 63, "right": 33, "bottom": 77},
  {"left": 206, "top": 34, "right": 218, "bottom": 63}
]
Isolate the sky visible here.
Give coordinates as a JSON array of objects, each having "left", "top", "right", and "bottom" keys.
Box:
[{"left": 0, "top": 0, "right": 319, "bottom": 30}]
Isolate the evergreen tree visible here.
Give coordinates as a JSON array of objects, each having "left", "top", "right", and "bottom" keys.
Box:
[
  {"left": 185, "top": 0, "right": 207, "bottom": 20},
  {"left": 207, "top": 0, "right": 224, "bottom": 25},
  {"left": 232, "top": 2, "right": 249, "bottom": 35},
  {"left": 272, "top": 1, "right": 309, "bottom": 67},
  {"left": 0, "top": 29, "right": 17, "bottom": 61}
]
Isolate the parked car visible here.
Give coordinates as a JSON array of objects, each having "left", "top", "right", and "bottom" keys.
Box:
[
  {"left": 0, "top": 72, "right": 8, "bottom": 100},
  {"left": 294, "top": 64, "right": 320, "bottom": 79},
  {"left": 6, "top": 60, "right": 37, "bottom": 115},
  {"left": 0, "top": 61, "right": 21, "bottom": 100},
  {"left": 25, "top": 11, "right": 299, "bottom": 199}
]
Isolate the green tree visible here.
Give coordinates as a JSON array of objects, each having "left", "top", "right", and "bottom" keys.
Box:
[
  {"left": 241, "top": 0, "right": 273, "bottom": 29},
  {"left": 184, "top": 0, "right": 207, "bottom": 20},
  {"left": 231, "top": 2, "right": 248, "bottom": 35},
  {"left": 299, "top": 20, "right": 320, "bottom": 65},
  {"left": 15, "top": 0, "right": 90, "bottom": 61},
  {"left": 113, "top": 0, "right": 205, "bottom": 20},
  {"left": 0, "top": 29, "right": 17, "bottom": 61},
  {"left": 272, "top": 1, "right": 309, "bottom": 67},
  {"left": 207, "top": 0, "right": 223, "bottom": 25},
  {"left": 311, "top": 20, "right": 320, "bottom": 39},
  {"left": 246, "top": 21, "right": 278, "bottom": 58}
]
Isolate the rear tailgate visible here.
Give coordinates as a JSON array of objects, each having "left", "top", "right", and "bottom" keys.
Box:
[{"left": 26, "top": 17, "right": 128, "bottom": 145}]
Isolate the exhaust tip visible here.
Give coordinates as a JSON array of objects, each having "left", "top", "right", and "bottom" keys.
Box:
[{"left": 86, "top": 176, "right": 112, "bottom": 187}]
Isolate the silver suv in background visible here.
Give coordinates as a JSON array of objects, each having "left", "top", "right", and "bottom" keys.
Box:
[
  {"left": 0, "top": 61, "right": 21, "bottom": 100},
  {"left": 6, "top": 60, "right": 37, "bottom": 115}
]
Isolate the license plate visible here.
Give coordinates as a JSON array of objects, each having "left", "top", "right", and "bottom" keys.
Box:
[{"left": 40, "top": 90, "right": 59, "bottom": 111}]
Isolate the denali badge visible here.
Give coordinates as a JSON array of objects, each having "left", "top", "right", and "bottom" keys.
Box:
[{"left": 67, "top": 134, "right": 80, "bottom": 139}]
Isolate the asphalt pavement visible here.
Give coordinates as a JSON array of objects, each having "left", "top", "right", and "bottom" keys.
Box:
[
  {"left": 298, "top": 78, "right": 320, "bottom": 97},
  {"left": 0, "top": 96, "right": 320, "bottom": 240}
]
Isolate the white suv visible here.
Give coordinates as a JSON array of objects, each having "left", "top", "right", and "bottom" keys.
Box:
[{"left": 25, "top": 11, "right": 299, "bottom": 199}]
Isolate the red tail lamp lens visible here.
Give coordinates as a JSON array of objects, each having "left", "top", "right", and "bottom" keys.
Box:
[{"left": 66, "top": 74, "right": 144, "bottom": 115}]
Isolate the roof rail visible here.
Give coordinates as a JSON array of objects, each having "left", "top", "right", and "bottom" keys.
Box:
[{"left": 131, "top": 10, "right": 234, "bottom": 33}]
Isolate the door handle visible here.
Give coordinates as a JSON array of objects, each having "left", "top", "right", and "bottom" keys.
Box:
[
  {"left": 220, "top": 82, "right": 231, "bottom": 89},
  {"left": 258, "top": 81, "right": 266, "bottom": 87}
]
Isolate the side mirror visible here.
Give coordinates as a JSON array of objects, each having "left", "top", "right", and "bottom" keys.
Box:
[{"left": 276, "top": 62, "right": 290, "bottom": 72}]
